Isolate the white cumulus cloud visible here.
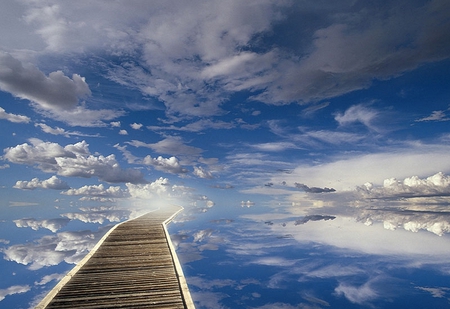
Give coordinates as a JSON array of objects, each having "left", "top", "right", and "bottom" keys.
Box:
[
  {"left": 2, "top": 229, "right": 105, "bottom": 270},
  {"left": 130, "top": 122, "right": 143, "bottom": 130},
  {"left": 13, "top": 175, "right": 69, "bottom": 190},
  {"left": 126, "top": 177, "right": 170, "bottom": 199},
  {"left": 62, "top": 184, "right": 126, "bottom": 198},
  {"left": 4, "top": 139, "right": 145, "bottom": 184},
  {"left": 357, "top": 172, "right": 450, "bottom": 199},
  {"left": 143, "top": 155, "right": 188, "bottom": 174},
  {"left": 13, "top": 218, "right": 70, "bottom": 233},
  {"left": 193, "top": 166, "right": 214, "bottom": 179}
]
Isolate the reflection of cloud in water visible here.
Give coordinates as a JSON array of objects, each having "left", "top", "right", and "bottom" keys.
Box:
[
  {"left": 294, "top": 215, "right": 336, "bottom": 225},
  {"left": 297, "top": 263, "right": 366, "bottom": 279},
  {"left": 193, "top": 229, "right": 214, "bottom": 242},
  {"left": 61, "top": 207, "right": 131, "bottom": 224},
  {"left": 335, "top": 277, "right": 380, "bottom": 305},
  {"left": 356, "top": 208, "right": 450, "bottom": 236},
  {"left": 416, "top": 286, "right": 450, "bottom": 299},
  {"left": 250, "top": 256, "right": 298, "bottom": 267},
  {"left": 2, "top": 227, "right": 111, "bottom": 270},
  {"left": 13, "top": 218, "right": 70, "bottom": 232},
  {"left": 172, "top": 200, "right": 450, "bottom": 308},
  {"left": 241, "top": 205, "right": 450, "bottom": 262},
  {"left": 272, "top": 187, "right": 450, "bottom": 236},
  {"left": 357, "top": 172, "right": 450, "bottom": 199},
  {"left": 270, "top": 215, "right": 450, "bottom": 261},
  {"left": 241, "top": 200, "right": 255, "bottom": 207},
  {"left": 210, "top": 219, "right": 234, "bottom": 224}
]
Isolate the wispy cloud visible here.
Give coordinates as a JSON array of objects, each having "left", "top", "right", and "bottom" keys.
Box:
[
  {"left": 416, "top": 110, "right": 450, "bottom": 122},
  {"left": 335, "top": 104, "right": 383, "bottom": 133},
  {"left": 0, "top": 285, "right": 31, "bottom": 301},
  {"left": 0, "top": 164, "right": 9, "bottom": 169},
  {"left": 298, "top": 130, "right": 365, "bottom": 145},
  {"left": 38, "top": 105, "right": 125, "bottom": 127},
  {"left": 35, "top": 123, "right": 101, "bottom": 137},
  {"left": 335, "top": 277, "right": 380, "bottom": 305},
  {"left": 416, "top": 286, "right": 450, "bottom": 298},
  {"left": 301, "top": 102, "right": 330, "bottom": 117},
  {"left": 148, "top": 119, "right": 235, "bottom": 132},
  {"left": 35, "top": 273, "right": 65, "bottom": 286},
  {"left": 127, "top": 136, "right": 203, "bottom": 156},
  {"left": 250, "top": 142, "right": 300, "bottom": 152},
  {"left": 9, "top": 201, "right": 39, "bottom": 207},
  {"left": 0, "top": 107, "right": 30, "bottom": 123}
]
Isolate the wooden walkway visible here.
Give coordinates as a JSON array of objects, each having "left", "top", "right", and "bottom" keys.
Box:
[{"left": 36, "top": 205, "right": 195, "bottom": 309}]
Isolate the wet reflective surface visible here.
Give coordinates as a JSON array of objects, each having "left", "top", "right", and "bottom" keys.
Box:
[
  {"left": 1, "top": 188, "right": 450, "bottom": 309},
  {"left": 170, "top": 198, "right": 450, "bottom": 308}
]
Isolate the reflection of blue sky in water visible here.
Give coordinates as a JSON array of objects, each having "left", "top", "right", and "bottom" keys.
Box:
[
  {"left": 0, "top": 201, "right": 160, "bottom": 308},
  {"left": 1, "top": 174, "right": 450, "bottom": 308},
  {"left": 170, "top": 197, "right": 450, "bottom": 309}
]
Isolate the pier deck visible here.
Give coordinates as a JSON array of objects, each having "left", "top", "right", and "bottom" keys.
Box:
[{"left": 36, "top": 205, "right": 194, "bottom": 309}]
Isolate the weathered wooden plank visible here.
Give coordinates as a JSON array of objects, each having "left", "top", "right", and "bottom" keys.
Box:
[{"left": 35, "top": 205, "right": 195, "bottom": 309}]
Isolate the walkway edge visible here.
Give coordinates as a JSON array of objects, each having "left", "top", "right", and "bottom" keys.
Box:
[
  {"left": 163, "top": 206, "right": 196, "bottom": 309},
  {"left": 35, "top": 218, "right": 127, "bottom": 309},
  {"left": 35, "top": 205, "right": 195, "bottom": 309}
]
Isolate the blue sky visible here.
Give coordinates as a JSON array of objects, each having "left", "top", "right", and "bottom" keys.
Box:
[{"left": 1, "top": 0, "right": 450, "bottom": 308}]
